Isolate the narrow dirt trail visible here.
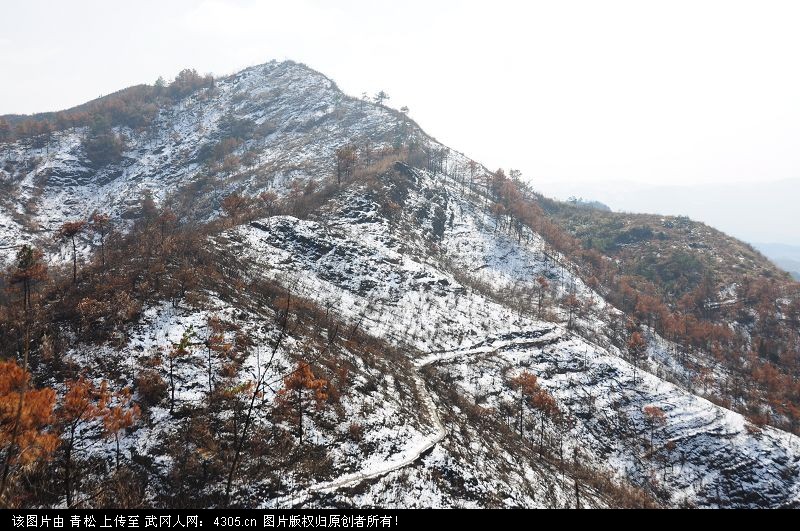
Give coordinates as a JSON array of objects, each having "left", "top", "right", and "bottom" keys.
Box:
[
  {"left": 265, "top": 359, "right": 445, "bottom": 508},
  {"left": 264, "top": 327, "right": 562, "bottom": 508}
]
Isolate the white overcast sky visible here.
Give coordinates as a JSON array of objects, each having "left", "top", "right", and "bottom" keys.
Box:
[{"left": 2, "top": 1, "right": 800, "bottom": 196}]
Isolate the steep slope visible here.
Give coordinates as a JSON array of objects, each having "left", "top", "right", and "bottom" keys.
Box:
[
  {"left": 536, "top": 194, "right": 800, "bottom": 434},
  {"left": 1, "top": 61, "right": 798, "bottom": 508},
  {"left": 219, "top": 164, "right": 800, "bottom": 508},
  {"left": 0, "top": 60, "right": 413, "bottom": 261}
]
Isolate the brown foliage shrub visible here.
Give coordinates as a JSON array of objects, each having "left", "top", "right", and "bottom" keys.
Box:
[{"left": 136, "top": 370, "right": 168, "bottom": 409}]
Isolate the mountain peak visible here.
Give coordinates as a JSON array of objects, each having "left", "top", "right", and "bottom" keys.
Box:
[
  {"left": 1, "top": 60, "right": 799, "bottom": 509},
  {"left": 0, "top": 59, "right": 427, "bottom": 255}
]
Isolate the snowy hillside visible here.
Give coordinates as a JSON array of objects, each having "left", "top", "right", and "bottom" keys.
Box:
[
  {"left": 219, "top": 164, "right": 800, "bottom": 508},
  {"left": 1, "top": 60, "right": 798, "bottom": 509},
  {"left": 0, "top": 60, "right": 416, "bottom": 261}
]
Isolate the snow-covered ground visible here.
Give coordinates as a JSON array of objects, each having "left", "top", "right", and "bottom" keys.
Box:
[
  {"left": 4, "top": 60, "right": 798, "bottom": 507},
  {"left": 219, "top": 167, "right": 800, "bottom": 507},
  {"left": 0, "top": 60, "right": 413, "bottom": 263}
]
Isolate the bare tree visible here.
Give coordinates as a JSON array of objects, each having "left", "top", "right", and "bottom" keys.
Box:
[{"left": 224, "top": 292, "right": 291, "bottom": 507}]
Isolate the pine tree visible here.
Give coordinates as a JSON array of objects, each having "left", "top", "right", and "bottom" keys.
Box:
[
  {"left": 59, "top": 376, "right": 104, "bottom": 507},
  {"left": 8, "top": 246, "right": 47, "bottom": 313},
  {"left": 89, "top": 212, "right": 111, "bottom": 269},
  {"left": 510, "top": 371, "right": 559, "bottom": 452},
  {"left": 57, "top": 221, "right": 87, "bottom": 284},
  {"left": 335, "top": 145, "right": 357, "bottom": 184},
  {"left": 374, "top": 91, "right": 390, "bottom": 106},
  {"left": 0, "top": 360, "right": 58, "bottom": 506},
  {"left": 643, "top": 405, "right": 666, "bottom": 450},
  {"left": 168, "top": 329, "right": 194, "bottom": 413},
  {"left": 510, "top": 371, "right": 539, "bottom": 436},
  {"left": 277, "top": 362, "right": 329, "bottom": 444},
  {"left": 100, "top": 385, "right": 141, "bottom": 469},
  {"left": 563, "top": 293, "right": 581, "bottom": 330},
  {"left": 536, "top": 276, "right": 549, "bottom": 317},
  {"left": 628, "top": 331, "right": 648, "bottom": 386},
  {"left": 258, "top": 191, "right": 278, "bottom": 217},
  {"left": 221, "top": 194, "right": 249, "bottom": 224},
  {"left": 224, "top": 293, "right": 290, "bottom": 507}
]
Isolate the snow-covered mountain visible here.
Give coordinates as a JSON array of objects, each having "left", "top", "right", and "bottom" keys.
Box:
[
  {"left": 0, "top": 61, "right": 412, "bottom": 259},
  {"left": 1, "top": 61, "right": 798, "bottom": 508},
  {"left": 222, "top": 165, "right": 800, "bottom": 508}
]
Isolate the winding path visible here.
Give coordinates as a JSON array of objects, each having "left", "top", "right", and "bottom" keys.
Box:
[
  {"left": 265, "top": 363, "right": 444, "bottom": 508},
  {"left": 264, "top": 327, "right": 561, "bottom": 508}
]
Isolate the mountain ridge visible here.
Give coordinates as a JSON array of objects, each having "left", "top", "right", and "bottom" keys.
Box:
[
  {"left": 0, "top": 61, "right": 799, "bottom": 508},
  {"left": 536, "top": 178, "right": 800, "bottom": 248}
]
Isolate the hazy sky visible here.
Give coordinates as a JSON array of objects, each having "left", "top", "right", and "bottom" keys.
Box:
[{"left": 2, "top": 0, "right": 800, "bottom": 192}]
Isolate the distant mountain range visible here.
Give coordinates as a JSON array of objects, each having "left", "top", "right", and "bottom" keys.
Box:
[
  {"left": 754, "top": 242, "right": 800, "bottom": 280},
  {"left": 535, "top": 178, "right": 800, "bottom": 249}
]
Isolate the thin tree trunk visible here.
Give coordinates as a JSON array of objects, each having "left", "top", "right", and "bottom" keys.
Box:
[
  {"left": 65, "top": 431, "right": 75, "bottom": 507},
  {"left": 169, "top": 357, "right": 175, "bottom": 413},
  {"left": 0, "top": 313, "right": 31, "bottom": 503},
  {"left": 207, "top": 344, "right": 212, "bottom": 399},
  {"left": 224, "top": 292, "right": 289, "bottom": 507},
  {"left": 297, "top": 393, "right": 304, "bottom": 444},
  {"left": 539, "top": 415, "right": 545, "bottom": 454},
  {"left": 71, "top": 237, "right": 77, "bottom": 284}
]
